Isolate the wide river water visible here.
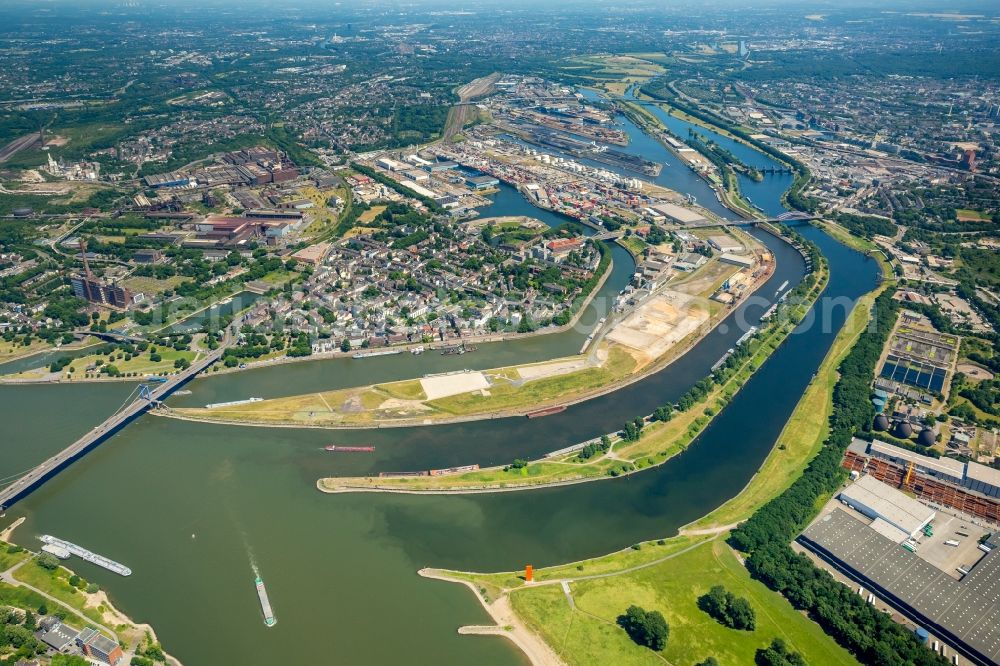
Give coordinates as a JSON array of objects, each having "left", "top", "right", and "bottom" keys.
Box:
[{"left": 0, "top": 95, "right": 881, "bottom": 665}]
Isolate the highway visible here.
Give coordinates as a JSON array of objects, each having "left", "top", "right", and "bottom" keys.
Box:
[
  {"left": 0, "top": 132, "right": 41, "bottom": 164},
  {"left": 0, "top": 337, "right": 229, "bottom": 511}
]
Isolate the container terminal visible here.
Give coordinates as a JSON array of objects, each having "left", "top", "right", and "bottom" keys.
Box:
[{"left": 39, "top": 535, "right": 132, "bottom": 576}]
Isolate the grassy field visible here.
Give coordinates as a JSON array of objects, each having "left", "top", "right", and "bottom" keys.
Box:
[
  {"left": 12, "top": 557, "right": 106, "bottom": 625},
  {"left": 0, "top": 544, "right": 29, "bottom": 572},
  {"left": 956, "top": 208, "right": 991, "bottom": 221},
  {"left": 48, "top": 347, "right": 199, "bottom": 379},
  {"left": 617, "top": 235, "right": 648, "bottom": 258},
  {"left": 258, "top": 268, "right": 299, "bottom": 286},
  {"left": 121, "top": 275, "right": 186, "bottom": 296},
  {"left": 358, "top": 204, "right": 387, "bottom": 224},
  {"left": 0, "top": 338, "right": 50, "bottom": 361},
  {"left": 509, "top": 539, "right": 856, "bottom": 666}
]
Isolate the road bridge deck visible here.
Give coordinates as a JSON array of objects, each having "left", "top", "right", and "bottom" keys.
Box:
[{"left": 0, "top": 344, "right": 227, "bottom": 510}]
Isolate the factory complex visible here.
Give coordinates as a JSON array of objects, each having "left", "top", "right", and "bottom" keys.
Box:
[{"left": 845, "top": 438, "right": 1000, "bottom": 523}]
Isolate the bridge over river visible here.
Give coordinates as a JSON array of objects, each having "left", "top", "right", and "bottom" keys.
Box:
[
  {"left": 0, "top": 338, "right": 230, "bottom": 511},
  {"left": 589, "top": 212, "right": 818, "bottom": 241}
]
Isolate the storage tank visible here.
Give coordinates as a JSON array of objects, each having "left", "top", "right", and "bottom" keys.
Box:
[
  {"left": 917, "top": 428, "right": 936, "bottom": 447},
  {"left": 893, "top": 421, "right": 913, "bottom": 439},
  {"left": 874, "top": 414, "right": 890, "bottom": 431}
]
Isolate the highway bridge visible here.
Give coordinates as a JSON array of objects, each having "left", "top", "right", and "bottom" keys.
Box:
[{"left": 0, "top": 340, "right": 229, "bottom": 511}]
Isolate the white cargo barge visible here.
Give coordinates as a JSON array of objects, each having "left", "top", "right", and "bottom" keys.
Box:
[
  {"left": 256, "top": 576, "right": 276, "bottom": 627},
  {"left": 736, "top": 326, "right": 758, "bottom": 346},
  {"left": 39, "top": 535, "right": 131, "bottom": 576},
  {"left": 352, "top": 349, "right": 402, "bottom": 359},
  {"left": 206, "top": 397, "right": 263, "bottom": 409}
]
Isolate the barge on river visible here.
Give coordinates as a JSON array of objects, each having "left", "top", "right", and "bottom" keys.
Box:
[
  {"left": 39, "top": 535, "right": 131, "bottom": 576},
  {"left": 527, "top": 405, "right": 567, "bottom": 418},
  {"left": 324, "top": 445, "right": 375, "bottom": 453},
  {"left": 353, "top": 349, "right": 402, "bottom": 359},
  {"left": 255, "top": 576, "right": 276, "bottom": 627}
]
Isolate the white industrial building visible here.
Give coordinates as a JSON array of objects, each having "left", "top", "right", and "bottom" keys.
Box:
[
  {"left": 649, "top": 202, "right": 708, "bottom": 225},
  {"left": 707, "top": 234, "right": 744, "bottom": 253},
  {"left": 839, "top": 475, "right": 936, "bottom": 542}
]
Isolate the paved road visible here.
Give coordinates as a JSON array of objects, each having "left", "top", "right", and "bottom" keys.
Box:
[
  {"left": 0, "top": 132, "right": 41, "bottom": 163},
  {"left": 1, "top": 559, "right": 121, "bottom": 641}
]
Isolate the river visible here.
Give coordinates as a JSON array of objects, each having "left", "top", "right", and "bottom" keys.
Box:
[{"left": 0, "top": 95, "right": 881, "bottom": 665}]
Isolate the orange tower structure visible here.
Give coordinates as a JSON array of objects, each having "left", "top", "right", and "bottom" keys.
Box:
[{"left": 525, "top": 565, "right": 533, "bottom": 582}]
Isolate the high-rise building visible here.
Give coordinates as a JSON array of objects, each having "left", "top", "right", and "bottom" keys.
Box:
[
  {"left": 71, "top": 275, "right": 133, "bottom": 309},
  {"left": 71, "top": 240, "right": 133, "bottom": 309}
]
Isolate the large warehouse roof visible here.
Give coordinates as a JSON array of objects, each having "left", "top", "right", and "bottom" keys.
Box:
[
  {"left": 869, "top": 439, "right": 965, "bottom": 482},
  {"left": 965, "top": 462, "right": 1000, "bottom": 497},
  {"left": 800, "top": 509, "right": 1000, "bottom": 665},
  {"left": 839, "top": 475, "right": 935, "bottom": 537},
  {"left": 650, "top": 202, "right": 707, "bottom": 224}
]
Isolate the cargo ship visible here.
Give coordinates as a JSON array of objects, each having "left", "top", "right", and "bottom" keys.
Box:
[
  {"left": 352, "top": 349, "right": 402, "bottom": 359},
  {"left": 527, "top": 405, "right": 567, "bottom": 418},
  {"left": 256, "top": 576, "right": 276, "bottom": 627},
  {"left": 735, "top": 326, "right": 758, "bottom": 346},
  {"left": 324, "top": 445, "right": 375, "bottom": 452}
]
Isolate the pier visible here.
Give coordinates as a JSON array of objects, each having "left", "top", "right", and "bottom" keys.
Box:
[
  {"left": 39, "top": 535, "right": 131, "bottom": 576},
  {"left": 0, "top": 336, "right": 231, "bottom": 511}
]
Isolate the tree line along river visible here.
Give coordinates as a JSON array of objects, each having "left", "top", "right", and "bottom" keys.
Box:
[{"left": 0, "top": 95, "right": 881, "bottom": 665}]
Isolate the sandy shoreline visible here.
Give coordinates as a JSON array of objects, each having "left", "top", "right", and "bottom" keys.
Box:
[{"left": 418, "top": 568, "right": 566, "bottom": 666}]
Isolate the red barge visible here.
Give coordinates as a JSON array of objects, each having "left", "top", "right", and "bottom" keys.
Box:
[
  {"left": 526, "top": 405, "right": 567, "bottom": 419},
  {"left": 325, "top": 445, "right": 375, "bottom": 452}
]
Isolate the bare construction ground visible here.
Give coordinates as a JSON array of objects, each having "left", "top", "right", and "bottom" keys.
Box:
[
  {"left": 516, "top": 357, "right": 591, "bottom": 381},
  {"left": 606, "top": 290, "right": 709, "bottom": 362},
  {"left": 420, "top": 371, "right": 491, "bottom": 400},
  {"left": 957, "top": 363, "right": 994, "bottom": 381}
]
